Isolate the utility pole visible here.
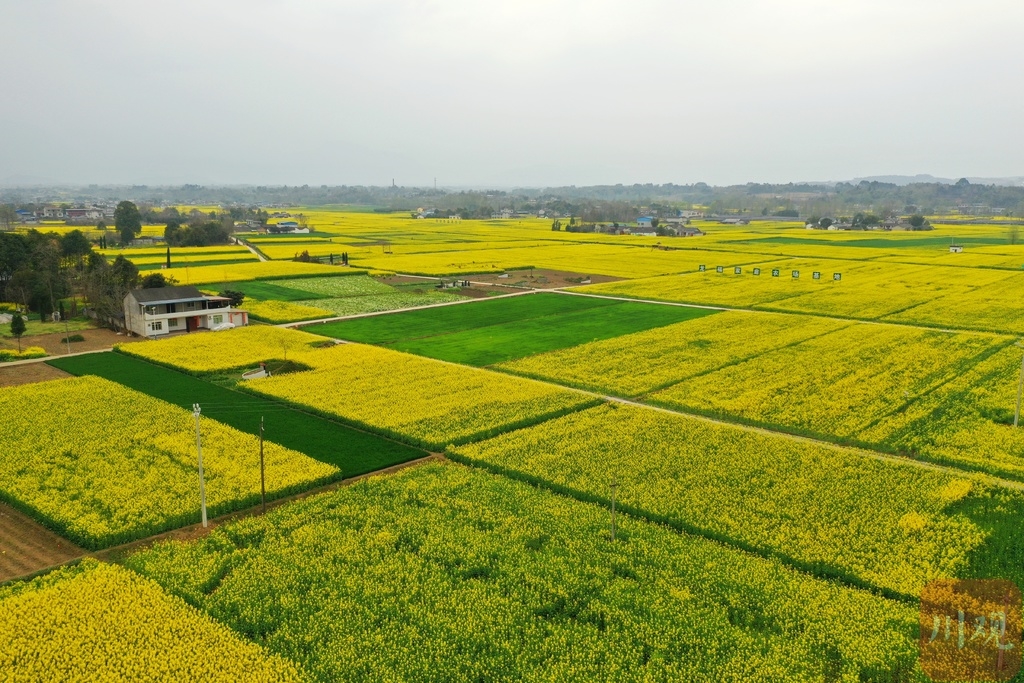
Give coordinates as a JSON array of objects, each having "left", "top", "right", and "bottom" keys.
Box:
[
  {"left": 1015, "top": 347, "right": 1024, "bottom": 428},
  {"left": 260, "top": 416, "right": 266, "bottom": 513},
  {"left": 63, "top": 311, "right": 71, "bottom": 355},
  {"left": 193, "top": 403, "right": 208, "bottom": 527},
  {"left": 610, "top": 475, "right": 618, "bottom": 541}
]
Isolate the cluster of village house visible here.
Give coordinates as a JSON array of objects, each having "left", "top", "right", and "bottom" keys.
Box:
[
  {"left": 806, "top": 218, "right": 927, "bottom": 231},
  {"left": 14, "top": 205, "right": 115, "bottom": 224}
]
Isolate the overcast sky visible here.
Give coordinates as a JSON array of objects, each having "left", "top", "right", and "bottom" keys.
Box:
[{"left": 2, "top": 0, "right": 1022, "bottom": 187}]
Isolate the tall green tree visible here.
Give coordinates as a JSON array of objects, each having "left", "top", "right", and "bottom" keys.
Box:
[
  {"left": 0, "top": 205, "right": 17, "bottom": 231},
  {"left": 140, "top": 272, "right": 175, "bottom": 288},
  {"left": 10, "top": 311, "right": 26, "bottom": 352},
  {"left": 114, "top": 201, "right": 143, "bottom": 246}
]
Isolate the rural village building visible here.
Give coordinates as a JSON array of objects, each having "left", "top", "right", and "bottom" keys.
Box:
[{"left": 123, "top": 286, "right": 248, "bottom": 338}]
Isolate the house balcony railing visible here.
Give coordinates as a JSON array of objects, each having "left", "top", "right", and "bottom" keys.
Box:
[{"left": 139, "top": 305, "right": 238, "bottom": 321}]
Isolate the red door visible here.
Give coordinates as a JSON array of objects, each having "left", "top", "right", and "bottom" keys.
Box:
[{"left": 187, "top": 316, "right": 199, "bottom": 332}]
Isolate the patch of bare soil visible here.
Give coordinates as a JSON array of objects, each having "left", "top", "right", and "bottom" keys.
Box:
[
  {"left": 0, "top": 503, "right": 85, "bottom": 584},
  {"left": 0, "top": 327, "right": 140, "bottom": 357},
  {"left": 380, "top": 275, "right": 517, "bottom": 298},
  {"left": 0, "top": 363, "right": 70, "bottom": 388},
  {"left": 467, "top": 268, "right": 624, "bottom": 289}
]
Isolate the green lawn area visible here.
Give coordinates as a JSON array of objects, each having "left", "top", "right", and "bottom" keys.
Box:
[
  {"left": 47, "top": 353, "right": 427, "bottom": 476},
  {"left": 395, "top": 301, "right": 718, "bottom": 366},
  {"left": 309, "top": 292, "right": 620, "bottom": 344},
  {"left": 2, "top": 317, "right": 94, "bottom": 338},
  {"left": 308, "top": 292, "right": 718, "bottom": 366},
  {"left": 201, "top": 279, "right": 324, "bottom": 300}
]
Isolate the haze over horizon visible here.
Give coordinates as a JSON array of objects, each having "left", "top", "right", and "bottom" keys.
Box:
[{"left": 3, "top": 0, "right": 1023, "bottom": 188}]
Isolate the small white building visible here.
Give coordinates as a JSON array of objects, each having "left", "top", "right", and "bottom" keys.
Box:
[
  {"left": 123, "top": 286, "right": 248, "bottom": 338},
  {"left": 637, "top": 216, "right": 654, "bottom": 229},
  {"left": 950, "top": 245, "right": 964, "bottom": 253}
]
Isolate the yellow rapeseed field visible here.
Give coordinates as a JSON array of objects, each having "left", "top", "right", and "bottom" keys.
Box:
[
  {"left": 242, "top": 298, "right": 335, "bottom": 324},
  {"left": 574, "top": 259, "right": 1024, "bottom": 333},
  {"left": 125, "top": 462, "right": 923, "bottom": 681},
  {"left": 119, "top": 325, "right": 330, "bottom": 375},
  {"left": 160, "top": 261, "right": 363, "bottom": 285},
  {"left": 0, "top": 346, "right": 48, "bottom": 362},
  {"left": 0, "top": 376, "right": 339, "bottom": 548},
  {"left": 0, "top": 560, "right": 305, "bottom": 682},
  {"left": 650, "top": 322, "right": 1006, "bottom": 438},
  {"left": 245, "top": 343, "right": 600, "bottom": 449},
  {"left": 498, "top": 310, "right": 852, "bottom": 396},
  {"left": 349, "top": 243, "right": 725, "bottom": 278},
  {"left": 450, "top": 403, "right": 992, "bottom": 597}
]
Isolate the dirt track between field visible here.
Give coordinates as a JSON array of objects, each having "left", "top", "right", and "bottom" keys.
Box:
[
  {"left": 0, "top": 453, "right": 444, "bottom": 586},
  {"left": 0, "top": 362, "right": 70, "bottom": 388},
  {"left": 0, "top": 327, "right": 138, "bottom": 357},
  {"left": 0, "top": 503, "right": 85, "bottom": 584}
]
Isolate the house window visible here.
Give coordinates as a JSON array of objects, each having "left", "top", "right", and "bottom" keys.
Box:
[
  {"left": 168, "top": 318, "right": 179, "bottom": 328},
  {"left": 212, "top": 314, "right": 223, "bottom": 325},
  {"left": 152, "top": 321, "right": 163, "bottom": 331}
]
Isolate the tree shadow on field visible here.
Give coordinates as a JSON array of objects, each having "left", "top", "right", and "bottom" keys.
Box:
[{"left": 951, "top": 489, "right": 1024, "bottom": 591}]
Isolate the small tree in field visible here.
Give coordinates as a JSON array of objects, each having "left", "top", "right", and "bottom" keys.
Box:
[{"left": 10, "top": 312, "right": 26, "bottom": 352}]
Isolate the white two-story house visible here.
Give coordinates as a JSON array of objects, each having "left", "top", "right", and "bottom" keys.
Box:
[{"left": 123, "top": 286, "right": 248, "bottom": 338}]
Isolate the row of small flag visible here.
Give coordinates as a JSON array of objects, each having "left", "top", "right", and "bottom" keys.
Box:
[{"left": 699, "top": 265, "right": 841, "bottom": 280}]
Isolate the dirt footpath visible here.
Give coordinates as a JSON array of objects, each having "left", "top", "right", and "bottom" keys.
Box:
[
  {"left": 467, "top": 268, "right": 623, "bottom": 289},
  {"left": 382, "top": 269, "right": 622, "bottom": 294},
  {"left": 0, "top": 363, "right": 70, "bottom": 388},
  {"left": 0, "top": 503, "right": 84, "bottom": 583},
  {"left": 0, "top": 327, "right": 138, "bottom": 357}
]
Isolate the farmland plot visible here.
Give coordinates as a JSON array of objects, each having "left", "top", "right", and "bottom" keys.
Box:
[
  {"left": 127, "top": 463, "right": 923, "bottom": 682},
  {"left": 118, "top": 325, "right": 330, "bottom": 375},
  {"left": 0, "top": 376, "right": 338, "bottom": 549},
  {"left": 497, "top": 310, "right": 850, "bottom": 396},
  {"left": 48, "top": 352, "right": 426, "bottom": 477},
  {"left": 450, "top": 403, "right": 1022, "bottom": 598},
  {"left": 577, "top": 260, "right": 1023, "bottom": 333},
  {"left": 244, "top": 343, "right": 599, "bottom": 450},
  {"left": 0, "top": 560, "right": 304, "bottom": 682},
  {"left": 650, "top": 323, "right": 1007, "bottom": 439}
]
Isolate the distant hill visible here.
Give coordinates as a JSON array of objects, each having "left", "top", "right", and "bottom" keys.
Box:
[
  {"left": 0, "top": 174, "right": 64, "bottom": 187},
  {"left": 849, "top": 174, "right": 1024, "bottom": 187}
]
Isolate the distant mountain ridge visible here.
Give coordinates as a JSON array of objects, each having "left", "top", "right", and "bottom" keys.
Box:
[{"left": 847, "top": 174, "right": 1024, "bottom": 187}]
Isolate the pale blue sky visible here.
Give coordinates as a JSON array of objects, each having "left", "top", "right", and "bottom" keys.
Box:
[{"left": 2, "top": 0, "right": 1022, "bottom": 186}]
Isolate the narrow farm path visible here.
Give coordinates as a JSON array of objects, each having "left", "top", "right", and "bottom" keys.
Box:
[
  {"left": 599, "top": 394, "right": 1024, "bottom": 492},
  {"left": 233, "top": 236, "right": 268, "bottom": 262},
  {"left": 0, "top": 347, "right": 112, "bottom": 367},
  {"left": 0, "top": 453, "right": 444, "bottom": 587}
]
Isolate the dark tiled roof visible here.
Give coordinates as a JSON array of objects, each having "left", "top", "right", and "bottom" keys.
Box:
[{"left": 130, "top": 286, "right": 206, "bottom": 303}]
